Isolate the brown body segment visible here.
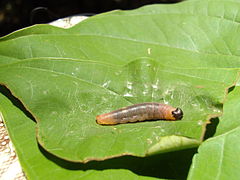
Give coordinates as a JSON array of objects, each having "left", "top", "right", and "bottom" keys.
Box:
[{"left": 96, "top": 103, "right": 183, "bottom": 125}]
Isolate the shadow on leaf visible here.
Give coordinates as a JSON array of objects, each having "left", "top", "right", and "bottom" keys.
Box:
[
  {"left": 0, "top": 84, "right": 36, "bottom": 122},
  {"left": 39, "top": 144, "right": 197, "bottom": 179},
  {"left": 203, "top": 117, "right": 219, "bottom": 140}
]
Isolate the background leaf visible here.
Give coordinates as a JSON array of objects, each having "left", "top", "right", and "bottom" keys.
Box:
[{"left": 188, "top": 86, "right": 240, "bottom": 180}]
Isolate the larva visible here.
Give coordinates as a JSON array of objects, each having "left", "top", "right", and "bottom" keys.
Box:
[{"left": 96, "top": 103, "right": 183, "bottom": 125}]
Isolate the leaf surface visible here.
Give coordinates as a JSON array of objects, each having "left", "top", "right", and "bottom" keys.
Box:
[{"left": 0, "top": 0, "right": 239, "bottom": 163}]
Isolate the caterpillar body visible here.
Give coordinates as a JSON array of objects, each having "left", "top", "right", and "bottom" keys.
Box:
[{"left": 96, "top": 103, "right": 183, "bottom": 125}]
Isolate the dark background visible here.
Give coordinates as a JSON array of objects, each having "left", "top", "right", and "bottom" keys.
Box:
[{"left": 0, "top": 0, "right": 183, "bottom": 37}]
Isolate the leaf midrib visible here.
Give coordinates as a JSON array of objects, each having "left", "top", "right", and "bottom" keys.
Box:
[
  {"left": 1, "top": 57, "right": 237, "bottom": 84},
  {"left": 2, "top": 33, "right": 240, "bottom": 61}
]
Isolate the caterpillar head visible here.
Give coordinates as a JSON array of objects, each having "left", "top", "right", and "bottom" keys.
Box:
[{"left": 172, "top": 108, "right": 183, "bottom": 120}]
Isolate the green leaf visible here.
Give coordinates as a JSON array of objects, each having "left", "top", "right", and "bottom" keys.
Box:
[
  {"left": 188, "top": 128, "right": 240, "bottom": 180},
  {"left": 0, "top": 57, "right": 236, "bottom": 161},
  {"left": 215, "top": 87, "right": 240, "bottom": 136},
  {"left": 0, "top": 91, "right": 196, "bottom": 179},
  {"left": 0, "top": 0, "right": 240, "bottom": 162},
  {"left": 188, "top": 86, "right": 240, "bottom": 180}
]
